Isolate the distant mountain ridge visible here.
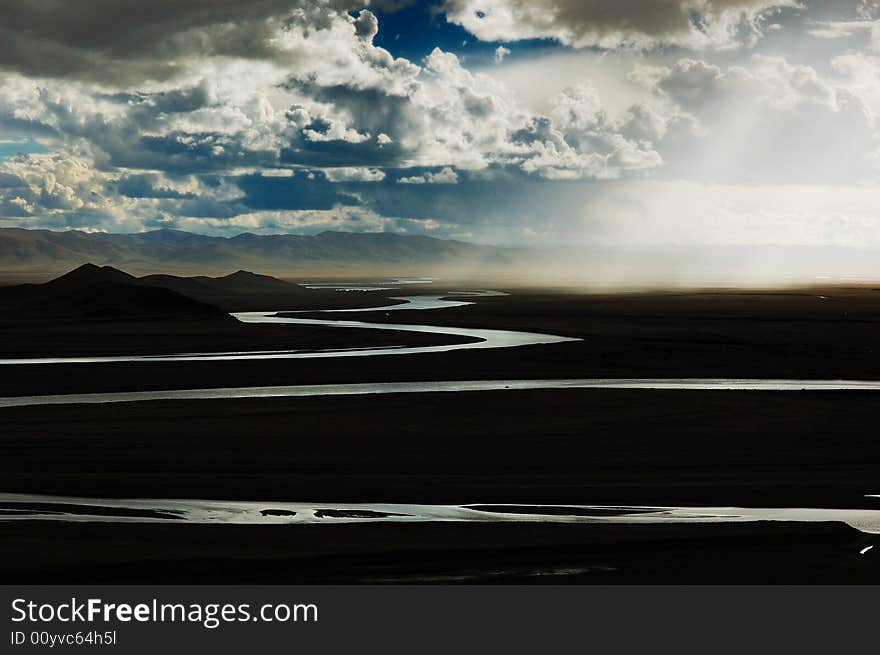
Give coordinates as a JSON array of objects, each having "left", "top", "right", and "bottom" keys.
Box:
[{"left": 0, "top": 227, "right": 522, "bottom": 276}]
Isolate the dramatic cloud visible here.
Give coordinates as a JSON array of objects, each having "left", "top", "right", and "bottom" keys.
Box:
[
  {"left": 0, "top": 0, "right": 413, "bottom": 84},
  {"left": 0, "top": 2, "right": 666, "bottom": 236},
  {"left": 1, "top": 0, "right": 880, "bottom": 261},
  {"left": 443, "top": 0, "right": 802, "bottom": 50}
]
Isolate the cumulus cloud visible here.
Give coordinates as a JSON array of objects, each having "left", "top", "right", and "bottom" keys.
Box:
[
  {"left": 510, "top": 84, "right": 663, "bottom": 179},
  {"left": 398, "top": 167, "right": 460, "bottom": 183},
  {"left": 493, "top": 46, "right": 511, "bottom": 64},
  {"left": 0, "top": 5, "right": 663, "bottom": 192},
  {"left": 443, "top": 0, "right": 802, "bottom": 50},
  {"left": 0, "top": 152, "right": 147, "bottom": 230},
  {"left": 0, "top": 1, "right": 410, "bottom": 84},
  {"left": 0, "top": 1, "right": 695, "bottom": 242},
  {"left": 323, "top": 166, "right": 387, "bottom": 181}
]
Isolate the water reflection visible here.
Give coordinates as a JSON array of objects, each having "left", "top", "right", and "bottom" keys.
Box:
[
  {"left": 0, "top": 293, "right": 575, "bottom": 365},
  {"left": 4, "top": 378, "right": 880, "bottom": 408},
  {"left": 1, "top": 493, "right": 879, "bottom": 534}
]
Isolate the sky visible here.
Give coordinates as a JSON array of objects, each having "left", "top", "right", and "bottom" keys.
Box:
[{"left": 1, "top": 0, "right": 879, "bottom": 257}]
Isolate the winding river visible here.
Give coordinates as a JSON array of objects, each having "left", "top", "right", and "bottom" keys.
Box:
[
  {"left": 5, "top": 378, "right": 880, "bottom": 408},
  {"left": 0, "top": 291, "right": 575, "bottom": 365},
  {"left": 3, "top": 288, "right": 879, "bottom": 540},
  {"left": 5, "top": 289, "right": 880, "bottom": 402},
  {"left": 2, "top": 493, "right": 880, "bottom": 536}
]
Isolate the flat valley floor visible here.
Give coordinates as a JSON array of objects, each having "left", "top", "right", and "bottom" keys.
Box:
[{"left": 4, "top": 286, "right": 880, "bottom": 582}]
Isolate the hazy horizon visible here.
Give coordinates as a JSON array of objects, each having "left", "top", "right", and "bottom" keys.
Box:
[{"left": 8, "top": 224, "right": 880, "bottom": 289}]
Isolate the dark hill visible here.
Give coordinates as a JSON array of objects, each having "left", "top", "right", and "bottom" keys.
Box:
[
  {"left": 140, "top": 269, "right": 303, "bottom": 298},
  {"left": 136, "top": 269, "right": 320, "bottom": 312},
  {"left": 38, "top": 282, "right": 231, "bottom": 322},
  {"left": 0, "top": 264, "right": 232, "bottom": 325},
  {"left": 215, "top": 270, "right": 304, "bottom": 294},
  {"left": 0, "top": 263, "right": 398, "bottom": 319},
  {"left": 45, "top": 263, "right": 137, "bottom": 290},
  {"left": 137, "top": 268, "right": 390, "bottom": 311}
]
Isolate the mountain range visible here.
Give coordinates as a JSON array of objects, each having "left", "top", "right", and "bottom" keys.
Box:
[{"left": 0, "top": 227, "right": 521, "bottom": 277}]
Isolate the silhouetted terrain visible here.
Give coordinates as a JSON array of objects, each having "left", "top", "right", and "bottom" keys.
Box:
[
  {"left": 0, "top": 262, "right": 403, "bottom": 320},
  {"left": 5, "top": 274, "right": 880, "bottom": 582},
  {"left": 137, "top": 268, "right": 400, "bottom": 311},
  {"left": 2, "top": 521, "right": 875, "bottom": 584},
  {"left": 0, "top": 263, "right": 232, "bottom": 324},
  {"left": 3, "top": 389, "right": 880, "bottom": 583},
  {"left": 0, "top": 264, "right": 462, "bottom": 356}
]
